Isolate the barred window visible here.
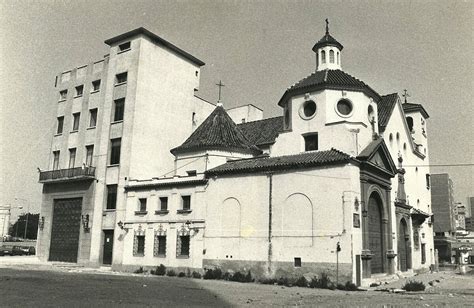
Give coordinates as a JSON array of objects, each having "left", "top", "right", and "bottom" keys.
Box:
[
  {"left": 133, "top": 235, "right": 145, "bottom": 256},
  {"left": 177, "top": 235, "right": 190, "bottom": 257},
  {"left": 154, "top": 235, "right": 166, "bottom": 257}
]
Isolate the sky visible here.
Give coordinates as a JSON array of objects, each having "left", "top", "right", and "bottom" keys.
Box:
[{"left": 1, "top": 0, "right": 473, "bottom": 219}]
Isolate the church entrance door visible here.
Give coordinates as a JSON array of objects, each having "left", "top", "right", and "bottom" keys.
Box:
[
  {"left": 368, "top": 193, "right": 384, "bottom": 274},
  {"left": 398, "top": 219, "right": 409, "bottom": 272}
]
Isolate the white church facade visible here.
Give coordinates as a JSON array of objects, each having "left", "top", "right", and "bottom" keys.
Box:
[{"left": 37, "top": 25, "right": 433, "bottom": 286}]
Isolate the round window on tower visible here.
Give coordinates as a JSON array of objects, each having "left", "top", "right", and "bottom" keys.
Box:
[
  {"left": 336, "top": 99, "right": 353, "bottom": 117},
  {"left": 299, "top": 100, "right": 317, "bottom": 120}
]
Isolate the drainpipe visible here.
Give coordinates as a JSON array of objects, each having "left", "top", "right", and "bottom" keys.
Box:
[{"left": 267, "top": 172, "right": 273, "bottom": 274}]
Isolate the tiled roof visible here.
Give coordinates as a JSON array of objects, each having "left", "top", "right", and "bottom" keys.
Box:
[
  {"left": 237, "top": 116, "right": 284, "bottom": 146},
  {"left": 402, "top": 102, "right": 430, "bottom": 119},
  {"left": 312, "top": 33, "right": 343, "bottom": 51},
  {"left": 378, "top": 93, "right": 398, "bottom": 132},
  {"left": 171, "top": 106, "right": 262, "bottom": 156},
  {"left": 206, "top": 149, "right": 352, "bottom": 175},
  {"left": 278, "top": 69, "right": 380, "bottom": 106}
]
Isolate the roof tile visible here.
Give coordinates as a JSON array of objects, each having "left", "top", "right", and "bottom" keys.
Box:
[
  {"left": 237, "top": 116, "right": 284, "bottom": 146},
  {"left": 378, "top": 93, "right": 398, "bottom": 132}
]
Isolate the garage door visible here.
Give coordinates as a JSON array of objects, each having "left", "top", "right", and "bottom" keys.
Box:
[{"left": 49, "top": 198, "right": 82, "bottom": 263}]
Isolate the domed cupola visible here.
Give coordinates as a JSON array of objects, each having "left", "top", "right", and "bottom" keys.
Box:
[{"left": 312, "top": 19, "right": 343, "bottom": 71}]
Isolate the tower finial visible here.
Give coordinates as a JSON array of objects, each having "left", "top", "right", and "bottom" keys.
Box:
[
  {"left": 215, "top": 80, "right": 225, "bottom": 107},
  {"left": 402, "top": 89, "right": 410, "bottom": 104},
  {"left": 325, "top": 18, "right": 329, "bottom": 34}
]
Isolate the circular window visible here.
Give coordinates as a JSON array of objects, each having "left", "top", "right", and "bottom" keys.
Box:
[
  {"left": 336, "top": 99, "right": 353, "bottom": 117},
  {"left": 299, "top": 100, "right": 317, "bottom": 119}
]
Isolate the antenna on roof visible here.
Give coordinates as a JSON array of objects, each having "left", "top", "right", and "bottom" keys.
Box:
[
  {"left": 402, "top": 89, "right": 410, "bottom": 104},
  {"left": 325, "top": 18, "right": 329, "bottom": 34},
  {"left": 216, "top": 80, "right": 225, "bottom": 107}
]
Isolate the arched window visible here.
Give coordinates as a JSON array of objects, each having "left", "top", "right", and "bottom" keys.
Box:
[
  {"left": 406, "top": 117, "right": 414, "bottom": 132},
  {"left": 329, "top": 50, "right": 335, "bottom": 63},
  {"left": 368, "top": 105, "right": 375, "bottom": 122},
  {"left": 389, "top": 133, "right": 393, "bottom": 144},
  {"left": 321, "top": 50, "right": 326, "bottom": 64}
]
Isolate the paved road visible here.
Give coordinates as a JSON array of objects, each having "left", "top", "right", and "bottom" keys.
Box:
[{"left": 0, "top": 267, "right": 473, "bottom": 307}]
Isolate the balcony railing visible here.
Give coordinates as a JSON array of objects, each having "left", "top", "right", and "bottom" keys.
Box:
[{"left": 39, "top": 166, "right": 96, "bottom": 183}]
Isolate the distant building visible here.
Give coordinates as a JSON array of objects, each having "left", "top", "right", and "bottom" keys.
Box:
[
  {"left": 455, "top": 202, "right": 467, "bottom": 231},
  {"left": 431, "top": 174, "right": 457, "bottom": 263},
  {"left": 0, "top": 205, "right": 11, "bottom": 239}
]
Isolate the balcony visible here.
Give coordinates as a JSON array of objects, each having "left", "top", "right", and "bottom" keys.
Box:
[{"left": 39, "top": 166, "right": 96, "bottom": 183}]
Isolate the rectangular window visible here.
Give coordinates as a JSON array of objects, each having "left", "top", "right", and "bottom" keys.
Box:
[
  {"left": 113, "top": 98, "right": 125, "bottom": 122},
  {"left": 106, "top": 185, "right": 117, "bottom": 210},
  {"left": 89, "top": 108, "right": 98, "bottom": 127},
  {"left": 139, "top": 198, "right": 147, "bottom": 212},
  {"left": 177, "top": 235, "right": 190, "bottom": 257},
  {"left": 118, "top": 41, "right": 131, "bottom": 52},
  {"left": 59, "top": 90, "right": 67, "bottom": 100},
  {"left": 294, "top": 257, "right": 302, "bottom": 267},
  {"left": 75, "top": 85, "right": 84, "bottom": 97},
  {"left": 421, "top": 243, "right": 426, "bottom": 264},
  {"left": 56, "top": 116, "right": 64, "bottom": 134},
  {"left": 154, "top": 235, "right": 166, "bottom": 257},
  {"left": 426, "top": 174, "right": 430, "bottom": 189},
  {"left": 115, "top": 72, "right": 127, "bottom": 84},
  {"left": 72, "top": 112, "right": 80, "bottom": 131},
  {"left": 92, "top": 80, "right": 101, "bottom": 92},
  {"left": 85, "top": 145, "right": 94, "bottom": 166},
  {"left": 304, "top": 134, "right": 318, "bottom": 151},
  {"left": 110, "top": 138, "right": 121, "bottom": 165},
  {"left": 68, "top": 148, "right": 76, "bottom": 169},
  {"left": 52, "top": 151, "right": 60, "bottom": 170},
  {"left": 182, "top": 196, "right": 191, "bottom": 210},
  {"left": 134, "top": 235, "right": 145, "bottom": 256},
  {"left": 160, "top": 197, "right": 168, "bottom": 211}
]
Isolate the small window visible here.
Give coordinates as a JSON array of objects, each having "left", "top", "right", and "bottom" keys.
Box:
[
  {"left": 75, "top": 85, "right": 84, "bottom": 97},
  {"left": 53, "top": 151, "right": 60, "bottom": 170},
  {"left": 403, "top": 143, "right": 407, "bottom": 151},
  {"left": 284, "top": 105, "right": 291, "bottom": 130},
  {"left": 241, "top": 118, "right": 246, "bottom": 123},
  {"left": 426, "top": 174, "right": 430, "bottom": 189},
  {"left": 154, "top": 235, "right": 166, "bottom": 257},
  {"left": 368, "top": 105, "right": 375, "bottom": 122},
  {"left": 89, "top": 108, "right": 98, "bottom": 127},
  {"left": 56, "top": 116, "right": 64, "bottom": 134},
  {"left": 294, "top": 257, "right": 302, "bottom": 267},
  {"left": 110, "top": 138, "right": 121, "bottom": 165},
  {"left": 159, "top": 197, "right": 168, "bottom": 211},
  {"left": 186, "top": 170, "right": 197, "bottom": 176},
  {"left": 92, "top": 80, "right": 101, "bottom": 92},
  {"left": 139, "top": 198, "right": 147, "bottom": 212},
  {"left": 59, "top": 90, "right": 68, "bottom": 101},
  {"left": 106, "top": 185, "right": 117, "bottom": 210},
  {"left": 72, "top": 113, "right": 80, "bottom": 131},
  {"left": 321, "top": 50, "right": 326, "bottom": 64},
  {"left": 118, "top": 41, "right": 131, "bottom": 52},
  {"left": 337, "top": 52, "right": 339, "bottom": 65},
  {"left": 300, "top": 100, "right": 317, "bottom": 119},
  {"left": 195, "top": 71, "right": 198, "bottom": 77},
  {"left": 134, "top": 235, "right": 145, "bottom": 256},
  {"left": 113, "top": 98, "right": 125, "bottom": 122},
  {"left": 68, "top": 148, "right": 76, "bottom": 169},
  {"left": 182, "top": 196, "right": 191, "bottom": 211},
  {"left": 329, "top": 50, "right": 335, "bottom": 63},
  {"left": 115, "top": 72, "right": 128, "bottom": 84},
  {"left": 389, "top": 133, "right": 393, "bottom": 143},
  {"left": 85, "top": 145, "right": 94, "bottom": 166},
  {"left": 336, "top": 99, "right": 353, "bottom": 116},
  {"left": 406, "top": 116, "right": 414, "bottom": 132},
  {"left": 177, "top": 235, "right": 190, "bottom": 257},
  {"left": 421, "top": 243, "right": 426, "bottom": 264},
  {"left": 304, "top": 134, "right": 318, "bottom": 152}
]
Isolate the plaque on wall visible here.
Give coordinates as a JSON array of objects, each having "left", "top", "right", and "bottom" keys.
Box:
[{"left": 353, "top": 213, "right": 360, "bottom": 228}]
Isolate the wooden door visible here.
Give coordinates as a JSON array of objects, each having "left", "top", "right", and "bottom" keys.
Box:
[
  {"left": 102, "top": 230, "right": 114, "bottom": 265},
  {"left": 368, "top": 194, "right": 384, "bottom": 274},
  {"left": 398, "top": 219, "right": 408, "bottom": 271}
]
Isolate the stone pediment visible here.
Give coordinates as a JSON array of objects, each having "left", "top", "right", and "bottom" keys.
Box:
[{"left": 357, "top": 138, "right": 397, "bottom": 177}]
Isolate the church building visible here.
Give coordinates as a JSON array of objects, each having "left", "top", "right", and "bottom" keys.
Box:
[{"left": 37, "top": 24, "right": 434, "bottom": 286}]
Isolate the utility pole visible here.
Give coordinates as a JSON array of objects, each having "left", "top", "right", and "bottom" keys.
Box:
[{"left": 15, "top": 198, "right": 29, "bottom": 240}]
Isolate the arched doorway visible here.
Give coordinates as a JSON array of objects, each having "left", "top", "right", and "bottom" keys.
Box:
[
  {"left": 368, "top": 193, "right": 384, "bottom": 274},
  {"left": 398, "top": 218, "right": 409, "bottom": 271}
]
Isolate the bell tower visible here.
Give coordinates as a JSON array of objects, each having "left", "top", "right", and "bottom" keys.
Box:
[{"left": 312, "top": 19, "right": 343, "bottom": 71}]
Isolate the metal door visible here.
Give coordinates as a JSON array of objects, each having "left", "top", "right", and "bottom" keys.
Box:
[
  {"left": 49, "top": 198, "right": 82, "bottom": 262},
  {"left": 102, "top": 230, "right": 114, "bottom": 265}
]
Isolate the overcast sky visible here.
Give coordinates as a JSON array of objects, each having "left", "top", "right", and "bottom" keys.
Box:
[{"left": 1, "top": 0, "right": 472, "bottom": 218}]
